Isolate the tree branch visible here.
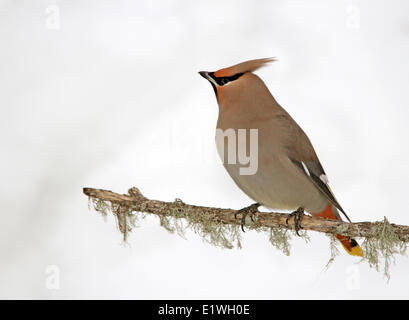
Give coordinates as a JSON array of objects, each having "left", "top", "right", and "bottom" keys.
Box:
[
  {"left": 83, "top": 186, "right": 409, "bottom": 280},
  {"left": 82, "top": 187, "right": 409, "bottom": 241}
]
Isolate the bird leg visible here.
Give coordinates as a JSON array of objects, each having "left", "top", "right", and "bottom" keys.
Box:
[
  {"left": 286, "top": 207, "right": 305, "bottom": 236},
  {"left": 235, "top": 203, "right": 260, "bottom": 232}
]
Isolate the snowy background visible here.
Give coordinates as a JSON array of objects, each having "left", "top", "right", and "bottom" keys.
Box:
[{"left": 1, "top": 0, "right": 409, "bottom": 299}]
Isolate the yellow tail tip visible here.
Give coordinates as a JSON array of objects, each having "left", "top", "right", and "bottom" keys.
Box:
[
  {"left": 348, "top": 245, "right": 363, "bottom": 257},
  {"left": 341, "top": 240, "right": 363, "bottom": 257}
]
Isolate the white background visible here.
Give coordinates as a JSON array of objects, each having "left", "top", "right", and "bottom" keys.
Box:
[{"left": 1, "top": 0, "right": 409, "bottom": 299}]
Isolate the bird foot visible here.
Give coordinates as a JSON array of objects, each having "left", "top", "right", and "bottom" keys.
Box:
[
  {"left": 235, "top": 203, "right": 260, "bottom": 232},
  {"left": 286, "top": 207, "right": 305, "bottom": 236}
]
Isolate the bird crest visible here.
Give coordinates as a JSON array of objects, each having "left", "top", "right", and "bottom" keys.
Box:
[{"left": 214, "top": 57, "right": 277, "bottom": 77}]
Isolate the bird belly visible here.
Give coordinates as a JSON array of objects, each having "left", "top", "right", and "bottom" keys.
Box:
[{"left": 222, "top": 156, "right": 328, "bottom": 214}]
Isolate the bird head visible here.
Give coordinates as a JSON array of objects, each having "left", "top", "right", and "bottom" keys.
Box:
[{"left": 199, "top": 58, "right": 276, "bottom": 103}]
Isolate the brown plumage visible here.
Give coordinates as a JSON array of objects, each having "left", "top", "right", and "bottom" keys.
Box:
[
  {"left": 214, "top": 57, "right": 277, "bottom": 77},
  {"left": 199, "top": 58, "right": 363, "bottom": 256}
]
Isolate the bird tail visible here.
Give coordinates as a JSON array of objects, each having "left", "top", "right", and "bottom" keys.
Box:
[{"left": 313, "top": 204, "right": 363, "bottom": 257}]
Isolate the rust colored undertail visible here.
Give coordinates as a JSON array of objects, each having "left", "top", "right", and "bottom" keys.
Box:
[{"left": 313, "top": 204, "right": 363, "bottom": 257}]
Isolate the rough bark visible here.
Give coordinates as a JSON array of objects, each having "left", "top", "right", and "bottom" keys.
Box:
[{"left": 82, "top": 187, "right": 409, "bottom": 241}]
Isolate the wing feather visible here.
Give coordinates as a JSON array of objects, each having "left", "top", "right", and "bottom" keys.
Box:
[
  {"left": 290, "top": 158, "right": 351, "bottom": 222},
  {"left": 277, "top": 112, "right": 351, "bottom": 222}
]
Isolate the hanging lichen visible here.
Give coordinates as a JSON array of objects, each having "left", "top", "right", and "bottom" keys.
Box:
[
  {"left": 360, "top": 217, "right": 408, "bottom": 281},
  {"left": 88, "top": 195, "right": 408, "bottom": 280},
  {"left": 267, "top": 226, "right": 292, "bottom": 256},
  {"left": 324, "top": 233, "right": 341, "bottom": 270},
  {"left": 166, "top": 201, "right": 243, "bottom": 249}
]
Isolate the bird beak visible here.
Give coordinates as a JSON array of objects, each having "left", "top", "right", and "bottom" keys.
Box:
[
  {"left": 199, "top": 71, "right": 218, "bottom": 87},
  {"left": 199, "top": 71, "right": 210, "bottom": 80}
]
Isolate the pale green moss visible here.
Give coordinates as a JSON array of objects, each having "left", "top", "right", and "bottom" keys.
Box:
[
  {"left": 267, "top": 226, "right": 291, "bottom": 256},
  {"left": 88, "top": 196, "right": 408, "bottom": 279},
  {"left": 360, "top": 217, "right": 407, "bottom": 281},
  {"left": 324, "top": 234, "right": 340, "bottom": 270}
]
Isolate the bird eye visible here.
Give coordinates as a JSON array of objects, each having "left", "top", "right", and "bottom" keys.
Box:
[
  {"left": 220, "top": 78, "right": 229, "bottom": 85},
  {"left": 210, "top": 73, "right": 244, "bottom": 86}
]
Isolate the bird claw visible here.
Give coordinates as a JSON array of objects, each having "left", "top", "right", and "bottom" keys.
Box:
[
  {"left": 235, "top": 203, "right": 260, "bottom": 232},
  {"left": 286, "top": 207, "right": 304, "bottom": 236}
]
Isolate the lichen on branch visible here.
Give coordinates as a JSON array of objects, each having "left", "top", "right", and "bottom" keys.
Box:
[{"left": 83, "top": 186, "right": 409, "bottom": 280}]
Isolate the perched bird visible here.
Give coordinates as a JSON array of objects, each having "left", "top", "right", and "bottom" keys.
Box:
[{"left": 199, "top": 58, "right": 363, "bottom": 256}]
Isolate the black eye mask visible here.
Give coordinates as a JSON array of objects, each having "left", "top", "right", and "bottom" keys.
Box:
[{"left": 209, "top": 72, "right": 244, "bottom": 86}]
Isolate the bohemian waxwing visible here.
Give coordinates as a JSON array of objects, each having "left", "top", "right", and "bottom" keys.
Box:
[{"left": 199, "top": 58, "right": 363, "bottom": 257}]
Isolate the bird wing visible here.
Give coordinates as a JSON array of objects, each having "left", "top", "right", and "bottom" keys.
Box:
[{"left": 276, "top": 113, "right": 351, "bottom": 222}]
